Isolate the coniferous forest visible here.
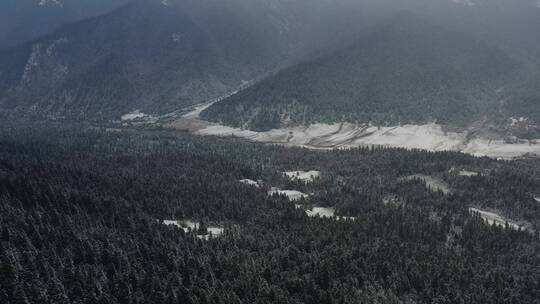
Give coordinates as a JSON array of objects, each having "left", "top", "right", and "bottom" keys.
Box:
[{"left": 1, "top": 124, "right": 539, "bottom": 304}]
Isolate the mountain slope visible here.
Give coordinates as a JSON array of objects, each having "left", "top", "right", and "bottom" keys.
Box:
[
  {"left": 0, "top": 0, "right": 307, "bottom": 119},
  {"left": 0, "top": 0, "right": 388, "bottom": 120},
  {"left": 0, "top": 0, "right": 129, "bottom": 48},
  {"left": 201, "top": 14, "right": 524, "bottom": 131},
  {"left": 1, "top": 0, "right": 539, "bottom": 123}
]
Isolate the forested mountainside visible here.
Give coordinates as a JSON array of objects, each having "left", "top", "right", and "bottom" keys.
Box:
[
  {"left": 201, "top": 13, "right": 538, "bottom": 133},
  {"left": 0, "top": 0, "right": 377, "bottom": 121},
  {"left": 0, "top": 0, "right": 288, "bottom": 120},
  {"left": 0, "top": 0, "right": 128, "bottom": 48},
  {"left": 1, "top": 0, "right": 539, "bottom": 124},
  {"left": 1, "top": 124, "right": 540, "bottom": 303}
]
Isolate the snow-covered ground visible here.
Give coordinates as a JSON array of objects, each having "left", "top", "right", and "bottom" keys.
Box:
[
  {"left": 468, "top": 208, "right": 523, "bottom": 230},
  {"left": 306, "top": 207, "right": 335, "bottom": 218},
  {"left": 181, "top": 120, "right": 540, "bottom": 159},
  {"left": 458, "top": 170, "right": 479, "bottom": 177},
  {"left": 162, "top": 220, "right": 199, "bottom": 233},
  {"left": 166, "top": 96, "right": 540, "bottom": 159},
  {"left": 239, "top": 179, "right": 260, "bottom": 187},
  {"left": 161, "top": 220, "right": 224, "bottom": 239},
  {"left": 121, "top": 110, "right": 149, "bottom": 121},
  {"left": 535, "top": 197, "right": 540, "bottom": 203},
  {"left": 284, "top": 170, "right": 321, "bottom": 182},
  {"left": 305, "top": 207, "right": 356, "bottom": 221},
  {"left": 268, "top": 189, "right": 309, "bottom": 201},
  {"left": 197, "top": 227, "right": 225, "bottom": 240},
  {"left": 401, "top": 175, "right": 451, "bottom": 194}
]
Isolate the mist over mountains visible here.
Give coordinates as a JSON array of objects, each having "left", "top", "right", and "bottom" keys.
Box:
[
  {"left": 3, "top": 2, "right": 540, "bottom": 303},
  {"left": 201, "top": 13, "right": 524, "bottom": 131},
  {"left": 0, "top": 0, "right": 539, "bottom": 136},
  {"left": 0, "top": 0, "right": 129, "bottom": 48}
]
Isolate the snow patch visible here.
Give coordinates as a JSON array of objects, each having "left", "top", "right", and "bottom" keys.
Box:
[
  {"left": 162, "top": 220, "right": 199, "bottom": 233},
  {"left": 197, "top": 227, "right": 224, "bottom": 240},
  {"left": 284, "top": 170, "right": 321, "bottom": 183},
  {"left": 161, "top": 220, "right": 224, "bottom": 239},
  {"left": 268, "top": 189, "right": 308, "bottom": 201},
  {"left": 239, "top": 179, "right": 260, "bottom": 187},
  {"left": 468, "top": 208, "right": 523, "bottom": 231},
  {"left": 458, "top": 170, "right": 479, "bottom": 177},
  {"left": 121, "top": 110, "right": 148, "bottom": 121},
  {"left": 510, "top": 117, "right": 526, "bottom": 126},
  {"left": 306, "top": 207, "right": 335, "bottom": 218},
  {"left": 534, "top": 197, "right": 540, "bottom": 203},
  {"left": 305, "top": 207, "right": 356, "bottom": 221}
]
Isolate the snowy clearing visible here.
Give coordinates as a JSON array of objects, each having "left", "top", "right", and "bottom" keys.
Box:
[
  {"left": 305, "top": 207, "right": 356, "bottom": 221},
  {"left": 306, "top": 207, "right": 335, "bottom": 218},
  {"left": 161, "top": 220, "right": 224, "bottom": 239},
  {"left": 121, "top": 110, "right": 148, "bottom": 121},
  {"left": 458, "top": 170, "right": 479, "bottom": 177},
  {"left": 284, "top": 170, "right": 321, "bottom": 182},
  {"left": 401, "top": 175, "right": 451, "bottom": 194},
  {"left": 162, "top": 220, "right": 199, "bottom": 233},
  {"left": 197, "top": 227, "right": 225, "bottom": 240},
  {"left": 468, "top": 208, "right": 523, "bottom": 230},
  {"left": 268, "top": 189, "right": 309, "bottom": 201},
  {"left": 239, "top": 179, "right": 260, "bottom": 187}
]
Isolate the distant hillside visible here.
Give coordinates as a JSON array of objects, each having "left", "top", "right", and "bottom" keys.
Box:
[
  {"left": 201, "top": 14, "right": 526, "bottom": 131},
  {"left": 0, "top": 0, "right": 303, "bottom": 120},
  {"left": 0, "top": 0, "right": 379, "bottom": 120},
  {"left": 0, "top": 0, "right": 129, "bottom": 48},
  {"left": 1, "top": 0, "right": 539, "bottom": 124}
]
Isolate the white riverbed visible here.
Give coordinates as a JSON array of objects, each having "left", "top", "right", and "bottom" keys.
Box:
[
  {"left": 165, "top": 98, "right": 540, "bottom": 160},
  {"left": 189, "top": 122, "right": 540, "bottom": 159}
]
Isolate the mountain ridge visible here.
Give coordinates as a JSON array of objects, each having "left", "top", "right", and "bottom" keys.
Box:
[{"left": 201, "top": 13, "right": 528, "bottom": 133}]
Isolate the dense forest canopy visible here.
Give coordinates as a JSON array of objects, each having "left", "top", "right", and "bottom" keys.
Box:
[
  {"left": 1, "top": 124, "right": 539, "bottom": 303},
  {"left": 1, "top": 1, "right": 540, "bottom": 303}
]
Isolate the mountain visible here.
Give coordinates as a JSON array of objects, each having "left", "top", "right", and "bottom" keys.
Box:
[
  {"left": 0, "top": 0, "right": 383, "bottom": 120},
  {"left": 201, "top": 14, "right": 533, "bottom": 133},
  {"left": 0, "top": 0, "right": 129, "bottom": 48},
  {"left": 1, "top": 0, "right": 539, "bottom": 123},
  {"left": 0, "top": 0, "right": 302, "bottom": 120}
]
